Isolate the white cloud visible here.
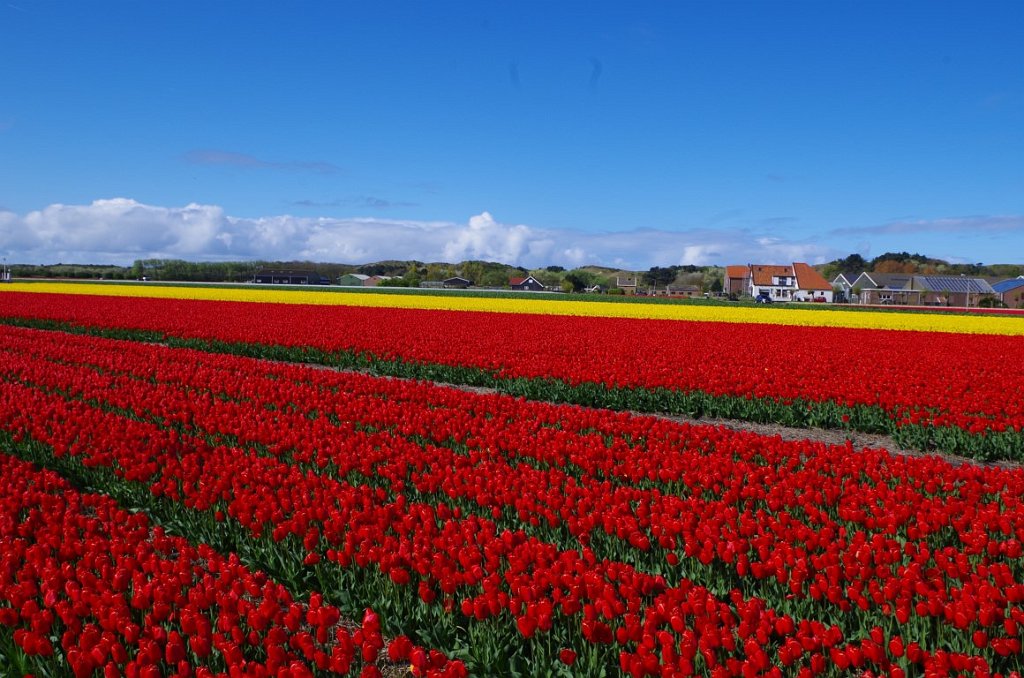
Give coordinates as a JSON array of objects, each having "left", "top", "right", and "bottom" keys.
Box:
[{"left": 2, "top": 197, "right": 841, "bottom": 268}]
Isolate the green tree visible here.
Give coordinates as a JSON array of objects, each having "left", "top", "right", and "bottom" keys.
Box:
[
  {"left": 642, "top": 266, "right": 677, "bottom": 288},
  {"left": 562, "top": 270, "right": 595, "bottom": 293}
]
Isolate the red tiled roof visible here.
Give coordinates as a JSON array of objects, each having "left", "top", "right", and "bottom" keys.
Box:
[
  {"left": 510, "top": 277, "right": 527, "bottom": 285},
  {"left": 750, "top": 265, "right": 793, "bottom": 286},
  {"left": 725, "top": 265, "right": 748, "bottom": 279},
  {"left": 793, "top": 262, "right": 831, "bottom": 290}
]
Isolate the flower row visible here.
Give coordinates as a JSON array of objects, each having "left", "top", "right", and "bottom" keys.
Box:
[
  {"left": 0, "top": 451, "right": 463, "bottom": 677},
  {"left": 1, "top": 292, "right": 1024, "bottom": 458}
]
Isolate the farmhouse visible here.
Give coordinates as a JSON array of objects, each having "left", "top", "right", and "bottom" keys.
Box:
[
  {"left": 735, "top": 263, "right": 833, "bottom": 302},
  {"left": 510, "top": 275, "right": 545, "bottom": 291}
]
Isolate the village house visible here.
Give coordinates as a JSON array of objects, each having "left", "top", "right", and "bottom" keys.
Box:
[
  {"left": 994, "top": 277, "right": 1024, "bottom": 308},
  {"left": 510, "top": 275, "right": 545, "bottom": 291},
  {"left": 733, "top": 263, "right": 833, "bottom": 302},
  {"left": 615, "top": 276, "right": 638, "bottom": 295},
  {"left": 830, "top": 272, "right": 859, "bottom": 303}
]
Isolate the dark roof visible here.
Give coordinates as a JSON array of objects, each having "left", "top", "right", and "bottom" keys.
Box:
[
  {"left": 993, "top": 277, "right": 1024, "bottom": 294},
  {"left": 858, "top": 272, "right": 914, "bottom": 290},
  {"left": 912, "top": 276, "right": 994, "bottom": 293},
  {"left": 257, "top": 269, "right": 318, "bottom": 276}
]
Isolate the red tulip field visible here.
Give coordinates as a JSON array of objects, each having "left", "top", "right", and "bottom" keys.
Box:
[
  {"left": 1, "top": 290, "right": 1023, "bottom": 459},
  {"left": 1, "top": 289, "right": 1024, "bottom": 676}
]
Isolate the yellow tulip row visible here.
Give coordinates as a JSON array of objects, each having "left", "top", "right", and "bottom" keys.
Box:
[{"left": 5, "top": 281, "right": 1023, "bottom": 335}]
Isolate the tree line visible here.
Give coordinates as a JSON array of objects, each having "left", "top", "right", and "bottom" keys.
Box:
[{"left": 7, "top": 259, "right": 729, "bottom": 294}]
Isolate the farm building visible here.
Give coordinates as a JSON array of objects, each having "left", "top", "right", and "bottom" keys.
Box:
[
  {"left": 337, "top": 273, "right": 371, "bottom": 286},
  {"left": 852, "top": 272, "right": 996, "bottom": 306},
  {"left": 339, "top": 274, "right": 394, "bottom": 287},
  {"left": 850, "top": 272, "right": 917, "bottom": 305},
  {"left": 443, "top": 277, "right": 473, "bottom": 289},
  {"left": 665, "top": 284, "right": 701, "bottom": 298},
  {"left": 254, "top": 269, "right": 330, "bottom": 285},
  {"left": 724, "top": 265, "right": 750, "bottom": 297}
]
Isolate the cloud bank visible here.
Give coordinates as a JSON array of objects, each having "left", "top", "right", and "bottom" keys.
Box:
[
  {"left": 1, "top": 197, "right": 838, "bottom": 268},
  {"left": 829, "top": 215, "right": 1024, "bottom": 237}
]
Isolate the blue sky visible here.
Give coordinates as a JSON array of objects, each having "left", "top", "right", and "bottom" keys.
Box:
[{"left": 1, "top": 1, "right": 1022, "bottom": 269}]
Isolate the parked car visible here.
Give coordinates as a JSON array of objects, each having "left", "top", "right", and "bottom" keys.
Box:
[{"left": 755, "top": 293, "right": 773, "bottom": 304}]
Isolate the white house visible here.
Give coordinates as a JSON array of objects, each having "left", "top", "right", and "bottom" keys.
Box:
[{"left": 747, "top": 263, "right": 834, "bottom": 302}]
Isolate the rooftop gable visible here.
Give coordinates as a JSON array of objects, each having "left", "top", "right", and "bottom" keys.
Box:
[
  {"left": 510, "top": 276, "right": 542, "bottom": 286},
  {"left": 993, "top": 278, "right": 1024, "bottom": 293},
  {"left": 725, "top": 265, "right": 748, "bottom": 279},
  {"left": 750, "top": 265, "right": 794, "bottom": 286},
  {"left": 913, "top": 276, "right": 995, "bottom": 294},
  {"left": 793, "top": 262, "right": 831, "bottom": 291},
  {"left": 857, "top": 272, "right": 914, "bottom": 290}
]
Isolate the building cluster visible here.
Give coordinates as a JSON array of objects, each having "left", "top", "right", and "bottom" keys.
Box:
[
  {"left": 832, "top": 272, "right": 985, "bottom": 306},
  {"left": 832, "top": 272, "right": 1024, "bottom": 308},
  {"left": 251, "top": 266, "right": 1024, "bottom": 308},
  {"left": 724, "top": 262, "right": 1024, "bottom": 308}
]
